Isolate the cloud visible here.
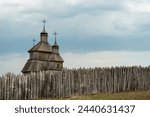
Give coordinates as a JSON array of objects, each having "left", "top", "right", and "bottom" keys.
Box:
[
  {"left": 1, "top": 51, "right": 150, "bottom": 75},
  {"left": 1, "top": 0, "right": 150, "bottom": 54},
  {"left": 63, "top": 51, "right": 150, "bottom": 68},
  {"left": 126, "top": 0, "right": 150, "bottom": 13},
  {"left": 0, "top": 53, "right": 27, "bottom": 75},
  {"left": 1, "top": 0, "right": 150, "bottom": 75},
  {"left": 0, "top": 0, "right": 149, "bottom": 35}
]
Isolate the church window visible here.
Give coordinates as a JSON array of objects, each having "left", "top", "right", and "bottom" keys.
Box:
[{"left": 57, "top": 64, "right": 60, "bottom": 68}]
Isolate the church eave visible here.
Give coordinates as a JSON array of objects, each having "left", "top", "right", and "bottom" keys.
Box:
[{"left": 28, "top": 50, "right": 52, "bottom": 53}]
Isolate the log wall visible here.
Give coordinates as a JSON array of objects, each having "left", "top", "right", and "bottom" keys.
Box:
[{"left": 0, "top": 66, "right": 150, "bottom": 100}]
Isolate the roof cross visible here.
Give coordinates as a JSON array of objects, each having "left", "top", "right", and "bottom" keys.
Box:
[
  {"left": 42, "top": 19, "right": 47, "bottom": 27},
  {"left": 53, "top": 31, "right": 58, "bottom": 44},
  {"left": 42, "top": 19, "right": 47, "bottom": 32}
]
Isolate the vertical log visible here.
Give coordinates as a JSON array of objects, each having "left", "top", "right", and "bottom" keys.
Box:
[{"left": 70, "top": 70, "right": 74, "bottom": 96}]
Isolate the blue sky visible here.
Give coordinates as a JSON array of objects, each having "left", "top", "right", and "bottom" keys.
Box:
[{"left": 1, "top": 0, "right": 150, "bottom": 75}]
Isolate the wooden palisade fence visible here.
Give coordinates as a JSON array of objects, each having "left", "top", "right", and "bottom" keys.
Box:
[{"left": 0, "top": 66, "right": 150, "bottom": 100}]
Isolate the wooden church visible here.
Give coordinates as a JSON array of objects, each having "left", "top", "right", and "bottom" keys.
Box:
[{"left": 22, "top": 20, "right": 64, "bottom": 73}]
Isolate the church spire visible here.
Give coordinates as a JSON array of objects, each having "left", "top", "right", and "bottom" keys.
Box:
[
  {"left": 52, "top": 31, "right": 59, "bottom": 54},
  {"left": 42, "top": 19, "right": 47, "bottom": 33},
  {"left": 40, "top": 19, "right": 48, "bottom": 42},
  {"left": 53, "top": 31, "right": 58, "bottom": 46}
]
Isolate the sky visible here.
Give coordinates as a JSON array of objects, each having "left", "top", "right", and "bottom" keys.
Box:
[{"left": 1, "top": 0, "right": 150, "bottom": 75}]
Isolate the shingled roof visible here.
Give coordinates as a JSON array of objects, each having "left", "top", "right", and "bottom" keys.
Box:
[
  {"left": 21, "top": 60, "right": 38, "bottom": 73},
  {"left": 28, "top": 42, "right": 52, "bottom": 53},
  {"left": 49, "top": 53, "right": 64, "bottom": 62}
]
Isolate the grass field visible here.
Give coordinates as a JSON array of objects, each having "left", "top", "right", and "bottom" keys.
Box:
[{"left": 47, "top": 90, "right": 150, "bottom": 100}]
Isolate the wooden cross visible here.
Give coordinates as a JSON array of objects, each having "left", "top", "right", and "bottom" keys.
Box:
[
  {"left": 53, "top": 32, "right": 58, "bottom": 38},
  {"left": 42, "top": 19, "right": 47, "bottom": 27},
  {"left": 53, "top": 31, "right": 58, "bottom": 44}
]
